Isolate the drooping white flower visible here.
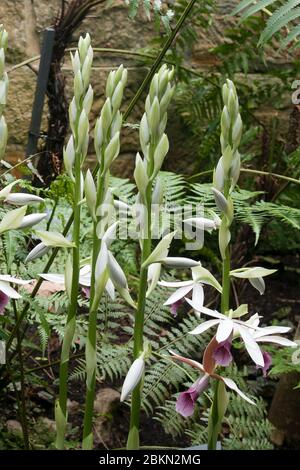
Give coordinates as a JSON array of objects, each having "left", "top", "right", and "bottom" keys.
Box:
[{"left": 120, "top": 356, "right": 145, "bottom": 402}]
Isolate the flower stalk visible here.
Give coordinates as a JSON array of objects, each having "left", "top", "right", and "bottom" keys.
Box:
[
  {"left": 208, "top": 79, "right": 242, "bottom": 449},
  {"left": 126, "top": 65, "right": 174, "bottom": 450},
  {"left": 55, "top": 34, "right": 93, "bottom": 449},
  {"left": 82, "top": 64, "right": 127, "bottom": 449}
]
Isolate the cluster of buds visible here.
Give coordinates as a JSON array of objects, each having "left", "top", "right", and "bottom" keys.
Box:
[
  {"left": 0, "top": 25, "right": 8, "bottom": 160},
  {"left": 64, "top": 33, "right": 94, "bottom": 180},
  {"left": 135, "top": 64, "right": 175, "bottom": 202},
  {"left": 212, "top": 80, "right": 242, "bottom": 259},
  {"left": 94, "top": 64, "right": 127, "bottom": 174}
]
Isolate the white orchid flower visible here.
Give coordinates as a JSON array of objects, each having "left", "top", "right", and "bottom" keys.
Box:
[
  {"left": 39, "top": 265, "right": 115, "bottom": 300},
  {"left": 159, "top": 265, "right": 222, "bottom": 317},
  {"left": 188, "top": 304, "right": 296, "bottom": 368},
  {"left": 0, "top": 274, "right": 33, "bottom": 300}
]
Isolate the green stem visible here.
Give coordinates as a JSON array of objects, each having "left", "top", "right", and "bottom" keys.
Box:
[
  {"left": 82, "top": 170, "right": 105, "bottom": 450},
  {"left": 208, "top": 181, "right": 231, "bottom": 450},
  {"left": 55, "top": 151, "right": 81, "bottom": 449},
  {"left": 221, "top": 246, "right": 230, "bottom": 314},
  {"left": 127, "top": 190, "right": 152, "bottom": 450},
  {"left": 12, "top": 299, "right": 30, "bottom": 449}
]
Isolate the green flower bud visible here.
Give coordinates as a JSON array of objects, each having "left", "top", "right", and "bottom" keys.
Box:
[
  {"left": 85, "top": 169, "right": 97, "bottom": 220},
  {"left": 152, "top": 133, "right": 169, "bottom": 177},
  {"left": 81, "top": 46, "right": 93, "bottom": 90},
  {"left": 134, "top": 152, "right": 148, "bottom": 198},
  {"left": 77, "top": 109, "right": 89, "bottom": 153},
  {"left": 83, "top": 85, "right": 94, "bottom": 115},
  {"left": 103, "top": 131, "right": 120, "bottom": 170},
  {"left": 74, "top": 70, "right": 84, "bottom": 105},
  {"left": 147, "top": 96, "right": 160, "bottom": 136}
]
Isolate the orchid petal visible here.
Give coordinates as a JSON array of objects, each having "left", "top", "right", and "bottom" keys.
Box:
[
  {"left": 164, "top": 284, "right": 193, "bottom": 306},
  {"left": 0, "top": 281, "right": 21, "bottom": 299},
  {"left": 158, "top": 280, "right": 193, "bottom": 288},
  {"left": 222, "top": 377, "right": 256, "bottom": 405},
  {"left": 255, "top": 336, "right": 297, "bottom": 347},
  {"left": 191, "top": 283, "right": 204, "bottom": 311},
  {"left": 237, "top": 325, "right": 264, "bottom": 367},
  {"left": 216, "top": 318, "right": 233, "bottom": 343},
  {"left": 253, "top": 326, "right": 291, "bottom": 338},
  {"left": 189, "top": 319, "right": 220, "bottom": 335},
  {"left": 39, "top": 273, "right": 65, "bottom": 285}
]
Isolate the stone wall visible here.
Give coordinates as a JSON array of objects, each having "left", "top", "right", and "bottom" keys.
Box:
[{"left": 0, "top": 0, "right": 238, "bottom": 177}]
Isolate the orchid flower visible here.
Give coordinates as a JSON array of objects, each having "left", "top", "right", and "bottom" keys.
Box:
[
  {"left": 0, "top": 274, "right": 33, "bottom": 313},
  {"left": 170, "top": 343, "right": 255, "bottom": 418},
  {"left": 159, "top": 264, "right": 222, "bottom": 317},
  {"left": 188, "top": 304, "right": 297, "bottom": 368},
  {"left": 39, "top": 265, "right": 115, "bottom": 300}
]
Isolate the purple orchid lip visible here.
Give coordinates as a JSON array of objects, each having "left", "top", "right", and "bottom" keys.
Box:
[
  {"left": 212, "top": 339, "right": 233, "bottom": 367},
  {"left": 176, "top": 375, "right": 210, "bottom": 417},
  {"left": 170, "top": 298, "right": 184, "bottom": 317},
  {"left": 0, "top": 291, "right": 9, "bottom": 314},
  {"left": 256, "top": 351, "right": 272, "bottom": 377}
]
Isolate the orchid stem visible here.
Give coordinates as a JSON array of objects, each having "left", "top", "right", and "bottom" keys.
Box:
[
  {"left": 82, "top": 169, "right": 105, "bottom": 450},
  {"left": 55, "top": 149, "right": 81, "bottom": 449},
  {"left": 127, "top": 191, "right": 152, "bottom": 450}
]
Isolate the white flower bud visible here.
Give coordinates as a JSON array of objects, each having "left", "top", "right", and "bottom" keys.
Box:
[
  {"left": 84, "top": 169, "right": 96, "bottom": 219},
  {"left": 81, "top": 46, "right": 93, "bottom": 90},
  {"left": 69, "top": 97, "right": 77, "bottom": 134},
  {"left": 0, "top": 49, "right": 5, "bottom": 76},
  {"left": 19, "top": 213, "right": 47, "bottom": 229},
  {"left": 111, "top": 110, "right": 122, "bottom": 136},
  {"left": 212, "top": 187, "right": 229, "bottom": 215},
  {"left": 0, "top": 115, "right": 7, "bottom": 157},
  {"left": 74, "top": 70, "right": 84, "bottom": 104},
  {"left": 134, "top": 153, "right": 148, "bottom": 198},
  {"left": 71, "top": 51, "right": 81, "bottom": 76},
  {"left": 107, "top": 251, "right": 127, "bottom": 289},
  {"left": 139, "top": 113, "right": 149, "bottom": 155},
  {"left": 147, "top": 96, "right": 160, "bottom": 136},
  {"left": 4, "top": 193, "right": 44, "bottom": 205},
  {"left": 111, "top": 81, "right": 124, "bottom": 113},
  {"left": 83, "top": 85, "right": 94, "bottom": 115},
  {"left": 161, "top": 257, "right": 200, "bottom": 268},
  {"left": 121, "top": 356, "right": 145, "bottom": 402},
  {"left": 63, "top": 136, "right": 75, "bottom": 180},
  {"left": 25, "top": 242, "right": 49, "bottom": 263},
  {"left": 103, "top": 131, "right": 120, "bottom": 170},
  {"left": 153, "top": 133, "right": 169, "bottom": 176},
  {"left": 77, "top": 109, "right": 89, "bottom": 152},
  {"left": 101, "top": 98, "right": 112, "bottom": 135},
  {"left": 232, "top": 113, "right": 243, "bottom": 148},
  {"left": 0, "top": 80, "right": 7, "bottom": 105}
]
